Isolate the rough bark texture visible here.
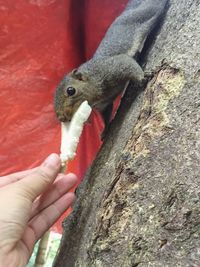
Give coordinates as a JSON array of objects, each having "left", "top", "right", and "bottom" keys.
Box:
[{"left": 54, "top": 0, "right": 200, "bottom": 266}]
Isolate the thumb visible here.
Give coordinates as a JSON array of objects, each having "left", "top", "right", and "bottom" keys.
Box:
[{"left": 18, "top": 153, "right": 61, "bottom": 201}]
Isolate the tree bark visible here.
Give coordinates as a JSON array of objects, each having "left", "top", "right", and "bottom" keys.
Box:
[{"left": 54, "top": 0, "right": 200, "bottom": 266}]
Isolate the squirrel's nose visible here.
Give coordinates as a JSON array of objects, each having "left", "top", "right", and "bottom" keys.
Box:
[
  {"left": 56, "top": 113, "right": 66, "bottom": 122},
  {"left": 57, "top": 113, "right": 71, "bottom": 122},
  {"left": 58, "top": 116, "right": 66, "bottom": 122}
]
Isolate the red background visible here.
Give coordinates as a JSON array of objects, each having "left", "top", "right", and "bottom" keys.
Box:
[{"left": 0, "top": 0, "right": 128, "bottom": 232}]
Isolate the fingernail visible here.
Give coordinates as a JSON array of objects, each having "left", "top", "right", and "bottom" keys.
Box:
[{"left": 43, "top": 154, "right": 60, "bottom": 168}]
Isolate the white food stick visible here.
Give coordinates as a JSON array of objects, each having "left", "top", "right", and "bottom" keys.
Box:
[{"left": 60, "top": 101, "right": 92, "bottom": 167}]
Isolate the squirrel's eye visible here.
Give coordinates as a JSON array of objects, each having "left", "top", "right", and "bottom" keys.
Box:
[{"left": 65, "top": 87, "right": 76, "bottom": 96}]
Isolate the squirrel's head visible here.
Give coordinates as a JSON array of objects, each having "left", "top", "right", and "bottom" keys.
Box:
[{"left": 54, "top": 69, "right": 100, "bottom": 122}]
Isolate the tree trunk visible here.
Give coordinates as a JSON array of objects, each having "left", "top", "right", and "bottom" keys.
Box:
[{"left": 54, "top": 0, "right": 200, "bottom": 266}]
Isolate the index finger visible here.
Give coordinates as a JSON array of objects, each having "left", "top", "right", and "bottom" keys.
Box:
[
  {"left": 0, "top": 167, "right": 38, "bottom": 188},
  {"left": 18, "top": 154, "right": 61, "bottom": 201}
]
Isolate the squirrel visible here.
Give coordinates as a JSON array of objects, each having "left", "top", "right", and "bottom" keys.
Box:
[{"left": 54, "top": 0, "right": 169, "bottom": 139}]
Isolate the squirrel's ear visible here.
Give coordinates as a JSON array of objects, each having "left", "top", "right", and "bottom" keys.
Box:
[{"left": 71, "top": 69, "right": 88, "bottom": 81}]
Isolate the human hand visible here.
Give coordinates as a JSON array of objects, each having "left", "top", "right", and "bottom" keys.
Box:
[{"left": 0, "top": 153, "right": 77, "bottom": 267}]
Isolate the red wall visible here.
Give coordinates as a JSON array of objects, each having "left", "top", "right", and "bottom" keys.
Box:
[{"left": 0, "top": 0, "right": 128, "bottom": 232}]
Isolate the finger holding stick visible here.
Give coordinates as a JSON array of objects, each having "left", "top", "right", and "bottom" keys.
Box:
[{"left": 34, "top": 101, "right": 92, "bottom": 266}]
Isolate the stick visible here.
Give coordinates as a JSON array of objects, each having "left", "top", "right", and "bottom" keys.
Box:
[{"left": 60, "top": 100, "right": 92, "bottom": 171}]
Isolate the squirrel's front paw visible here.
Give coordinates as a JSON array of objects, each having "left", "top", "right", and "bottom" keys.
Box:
[{"left": 144, "top": 70, "right": 154, "bottom": 80}]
